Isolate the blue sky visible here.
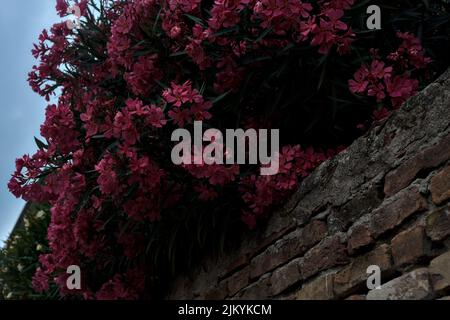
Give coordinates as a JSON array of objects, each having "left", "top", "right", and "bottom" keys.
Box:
[{"left": 0, "top": 1, "right": 59, "bottom": 243}]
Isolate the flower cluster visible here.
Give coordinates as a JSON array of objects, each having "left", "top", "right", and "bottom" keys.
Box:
[
  {"left": 349, "top": 32, "right": 431, "bottom": 120},
  {"left": 159, "top": 0, "right": 356, "bottom": 92},
  {"left": 163, "top": 81, "right": 212, "bottom": 127}
]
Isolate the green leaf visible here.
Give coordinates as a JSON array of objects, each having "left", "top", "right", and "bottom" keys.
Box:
[
  {"left": 155, "top": 79, "right": 168, "bottom": 89},
  {"left": 211, "top": 91, "right": 230, "bottom": 104},
  {"left": 317, "top": 58, "right": 328, "bottom": 92},
  {"left": 169, "top": 51, "right": 187, "bottom": 57},
  {"left": 255, "top": 27, "right": 273, "bottom": 42},
  {"left": 34, "top": 137, "right": 48, "bottom": 150},
  {"left": 183, "top": 14, "right": 206, "bottom": 27},
  {"left": 214, "top": 26, "right": 239, "bottom": 37},
  {"left": 242, "top": 55, "right": 272, "bottom": 65},
  {"left": 91, "top": 134, "right": 106, "bottom": 139},
  {"left": 199, "top": 82, "right": 206, "bottom": 95},
  {"left": 153, "top": 7, "right": 162, "bottom": 33}
]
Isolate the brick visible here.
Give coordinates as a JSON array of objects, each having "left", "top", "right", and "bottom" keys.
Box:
[
  {"left": 291, "top": 205, "right": 314, "bottom": 226},
  {"left": 328, "top": 183, "right": 383, "bottom": 233},
  {"left": 334, "top": 244, "right": 392, "bottom": 297},
  {"left": 252, "top": 216, "right": 297, "bottom": 254},
  {"left": 270, "top": 258, "right": 302, "bottom": 296},
  {"left": 226, "top": 267, "right": 250, "bottom": 297},
  {"left": 367, "top": 268, "right": 434, "bottom": 300},
  {"left": 426, "top": 205, "right": 450, "bottom": 241},
  {"left": 296, "top": 272, "right": 336, "bottom": 300},
  {"left": 204, "top": 282, "right": 228, "bottom": 300},
  {"left": 430, "top": 165, "right": 450, "bottom": 205},
  {"left": 302, "top": 220, "right": 328, "bottom": 245},
  {"left": 384, "top": 134, "right": 450, "bottom": 197},
  {"left": 237, "top": 275, "right": 271, "bottom": 300},
  {"left": 250, "top": 220, "right": 327, "bottom": 279},
  {"left": 391, "top": 226, "right": 431, "bottom": 266},
  {"left": 370, "top": 187, "right": 427, "bottom": 238},
  {"left": 347, "top": 221, "right": 373, "bottom": 254},
  {"left": 262, "top": 210, "right": 297, "bottom": 240},
  {"left": 429, "top": 251, "right": 450, "bottom": 293},
  {"left": 348, "top": 187, "right": 427, "bottom": 252},
  {"left": 249, "top": 245, "right": 279, "bottom": 280},
  {"left": 300, "top": 234, "right": 349, "bottom": 280}
]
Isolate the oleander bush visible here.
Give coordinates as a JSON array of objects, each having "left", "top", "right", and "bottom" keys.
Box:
[{"left": 7, "top": 0, "right": 450, "bottom": 299}]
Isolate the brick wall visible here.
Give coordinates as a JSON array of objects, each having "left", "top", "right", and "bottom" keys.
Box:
[{"left": 167, "top": 68, "right": 450, "bottom": 300}]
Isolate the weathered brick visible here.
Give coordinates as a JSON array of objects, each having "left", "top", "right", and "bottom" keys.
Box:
[
  {"left": 429, "top": 251, "right": 450, "bottom": 293},
  {"left": 366, "top": 268, "right": 434, "bottom": 300},
  {"left": 250, "top": 220, "right": 327, "bottom": 279},
  {"left": 290, "top": 205, "right": 314, "bottom": 226},
  {"left": 334, "top": 244, "right": 392, "bottom": 297},
  {"left": 262, "top": 210, "right": 297, "bottom": 240},
  {"left": 253, "top": 214, "right": 297, "bottom": 254},
  {"left": 249, "top": 249, "right": 277, "bottom": 281},
  {"left": 226, "top": 267, "right": 250, "bottom": 297},
  {"left": 391, "top": 226, "right": 431, "bottom": 266},
  {"left": 236, "top": 274, "right": 271, "bottom": 300},
  {"left": 296, "top": 272, "right": 336, "bottom": 300},
  {"left": 302, "top": 220, "right": 328, "bottom": 245},
  {"left": 426, "top": 205, "right": 450, "bottom": 241},
  {"left": 430, "top": 165, "right": 450, "bottom": 205},
  {"left": 384, "top": 134, "right": 450, "bottom": 197},
  {"left": 300, "top": 234, "right": 349, "bottom": 280},
  {"left": 204, "top": 282, "right": 228, "bottom": 300},
  {"left": 328, "top": 182, "right": 383, "bottom": 233},
  {"left": 370, "top": 187, "right": 427, "bottom": 238},
  {"left": 347, "top": 187, "right": 427, "bottom": 253},
  {"left": 347, "top": 220, "right": 373, "bottom": 254},
  {"left": 270, "top": 258, "right": 302, "bottom": 296}
]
